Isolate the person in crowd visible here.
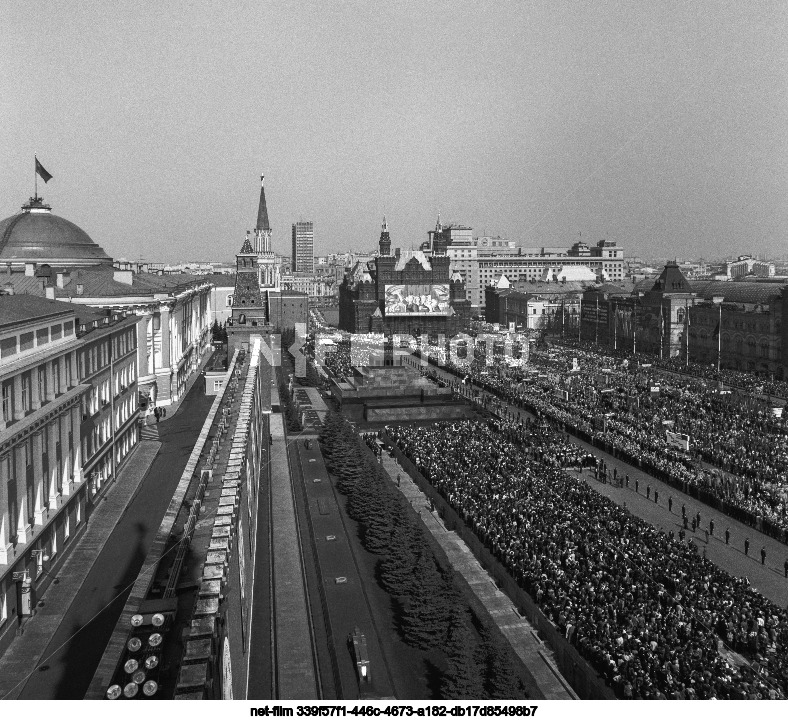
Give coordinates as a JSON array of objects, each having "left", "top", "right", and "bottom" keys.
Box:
[
  {"left": 382, "top": 418, "right": 788, "bottom": 700},
  {"left": 431, "top": 341, "right": 788, "bottom": 542}
]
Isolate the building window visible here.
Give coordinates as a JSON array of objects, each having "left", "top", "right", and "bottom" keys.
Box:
[
  {"left": 21, "top": 374, "right": 31, "bottom": 412},
  {"left": 36, "top": 328, "right": 49, "bottom": 346},
  {"left": 0, "top": 336, "right": 16, "bottom": 358},
  {"left": 38, "top": 367, "right": 46, "bottom": 403},
  {"left": 64, "top": 512, "right": 70, "bottom": 543},
  {"left": 2, "top": 382, "right": 11, "bottom": 423}
]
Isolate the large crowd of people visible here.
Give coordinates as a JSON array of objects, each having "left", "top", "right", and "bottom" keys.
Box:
[
  {"left": 557, "top": 337, "right": 788, "bottom": 399},
  {"left": 384, "top": 419, "right": 788, "bottom": 699},
  {"left": 424, "top": 342, "right": 788, "bottom": 538}
]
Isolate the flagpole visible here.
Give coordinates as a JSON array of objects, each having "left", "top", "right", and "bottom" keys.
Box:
[
  {"left": 613, "top": 301, "right": 617, "bottom": 350},
  {"left": 34, "top": 153, "right": 38, "bottom": 200}
]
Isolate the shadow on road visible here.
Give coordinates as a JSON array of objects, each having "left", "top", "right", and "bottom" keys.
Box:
[{"left": 19, "top": 522, "right": 148, "bottom": 700}]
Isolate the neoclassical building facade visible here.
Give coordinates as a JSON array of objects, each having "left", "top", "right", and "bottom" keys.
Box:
[
  {"left": 0, "top": 296, "right": 141, "bottom": 654},
  {"left": 0, "top": 194, "right": 212, "bottom": 409}
]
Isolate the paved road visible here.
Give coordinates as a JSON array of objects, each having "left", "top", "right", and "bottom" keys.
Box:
[
  {"left": 424, "top": 360, "right": 788, "bottom": 609},
  {"left": 16, "top": 381, "right": 215, "bottom": 700}
]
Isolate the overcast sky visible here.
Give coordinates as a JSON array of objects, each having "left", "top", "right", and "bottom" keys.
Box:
[{"left": 2, "top": 1, "right": 787, "bottom": 262}]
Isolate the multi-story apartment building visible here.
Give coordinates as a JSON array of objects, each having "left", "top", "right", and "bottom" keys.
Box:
[
  {"left": 444, "top": 234, "right": 626, "bottom": 311},
  {"left": 0, "top": 296, "right": 140, "bottom": 654},
  {"left": 76, "top": 307, "right": 140, "bottom": 504},
  {"left": 485, "top": 285, "right": 582, "bottom": 332},
  {"left": 291, "top": 221, "right": 315, "bottom": 275}
]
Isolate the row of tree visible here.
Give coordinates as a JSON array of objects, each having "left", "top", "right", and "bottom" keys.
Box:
[
  {"left": 319, "top": 412, "right": 524, "bottom": 700},
  {"left": 211, "top": 320, "right": 228, "bottom": 344}
]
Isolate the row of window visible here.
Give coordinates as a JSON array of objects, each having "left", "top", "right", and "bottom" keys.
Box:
[
  {"left": 87, "top": 425, "right": 138, "bottom": 500},
  {"left": 115, "top": 393, "right": 136, "bottom": 428},
  {"left": 0, "top": 496, "right": 82, "bottom": 629},
  {"left": 1, "top": 356, "right": 75, "bottom": 425},
  {"left": 113, "top": 361, "right": 136, "bottom": 395},
  {"left": 2, "top": 426, "right": 76, "bottom": 542},
  {"left": 83, "top": 415, "right": 112, "bottom": 461},
  {"left": 0, "top": 321, "right": 75, "bottom": 360}
]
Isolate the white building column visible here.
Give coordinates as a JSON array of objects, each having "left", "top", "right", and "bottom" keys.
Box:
[
  {"left": 71, "top": 405, "right": 82, "bottom": 487},
  {"left": 60, "top": 411, "right": 71, "bottom": 498},
  {"left": 31, "top": 368, "right": 42, "bottom": 411},
  {"left": 32, "top": 432, "right": 46, "bottom": 526},
  {"left": 0, "top": 454, "right": 10, "bottom": 564},
  {"left": 48, "top": 423, "right": 59, "bottom": 508},
  {"left": 13, "top": 375, "right": 24, "bottom": 421},
  {"left": 45, "top": 360, "right": 56, "bottom": 403},
  {"left": 59, "top": 355, "right": 68, "bottom": 393},
  {"left": 14, "top": 444, "right": 29, "bottom": 544}
]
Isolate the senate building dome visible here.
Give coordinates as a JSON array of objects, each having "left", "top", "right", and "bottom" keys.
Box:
[{"left": 0, "top": 196, "right": 112, "bottom": 268}]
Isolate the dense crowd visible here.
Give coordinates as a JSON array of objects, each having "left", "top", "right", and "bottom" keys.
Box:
[
  {"left": 385, "top": 419, "right": 788, "bottom": 699},
  {"left": 321, "top": 339, "right": 353, "bottom": 378},
  {"left": 430, "top": 343, "right": 788, "bottom": 537},
  {"left": 558, "top": 337, "right": 788, "bottom": 399}
]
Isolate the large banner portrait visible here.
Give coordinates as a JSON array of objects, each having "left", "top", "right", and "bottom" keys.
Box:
[{"left": 384, "top": 283, "right": 450, "bottom": 315}]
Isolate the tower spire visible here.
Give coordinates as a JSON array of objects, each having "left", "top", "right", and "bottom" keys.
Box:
[
  {"left": 256, "top": 173, "right": 270, "bottom": 231},
  {"left": 379, "top": 215, "right": 391, "bottom": 256},
  {"left": 254, "top": 173, "right": 272, "bottom": 255}
]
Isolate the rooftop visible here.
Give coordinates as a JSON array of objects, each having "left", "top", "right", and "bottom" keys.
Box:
[
  {"left": 1, "top": 265, "right": 211, "bottom": 299},
  {"left": 0, "top": 294, "right": 75, "bottom": 328},
  {"left": 0, "top": 197, "right": 112, "bottom": 266},
  {"left": 691, "top": 280, "right": 786, "bottom": 306}
]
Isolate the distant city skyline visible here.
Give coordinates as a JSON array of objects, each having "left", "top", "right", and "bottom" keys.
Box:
[{"left": 3, "top": 2, "right": 786, "bottom": 263}]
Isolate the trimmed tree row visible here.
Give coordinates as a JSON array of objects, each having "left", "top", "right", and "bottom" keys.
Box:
[{"left": 319, "top": 412, "right": 525, "bottom": 700}]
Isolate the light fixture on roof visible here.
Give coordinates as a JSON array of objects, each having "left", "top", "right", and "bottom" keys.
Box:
[{"left": 143, "top": 680, "right": 158, "bottom": 697}]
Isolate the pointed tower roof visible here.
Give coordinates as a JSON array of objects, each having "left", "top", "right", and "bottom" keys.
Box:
[
  {"left": 650, "top": 261, "right": 692, "bottom": 294},
  {"left": 240, "top": 233, "right": 254, "bottom": 254},
  {"left": 256, "top": 175, "right": 270, "bottom": 231},
  {"left": 378, "top": 215, "right": 392, "bottom": 256}
]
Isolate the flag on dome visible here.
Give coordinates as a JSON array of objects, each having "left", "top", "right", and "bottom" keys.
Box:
[{"left": 35, "top": 158, "right": 52, "bottom": 183}]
